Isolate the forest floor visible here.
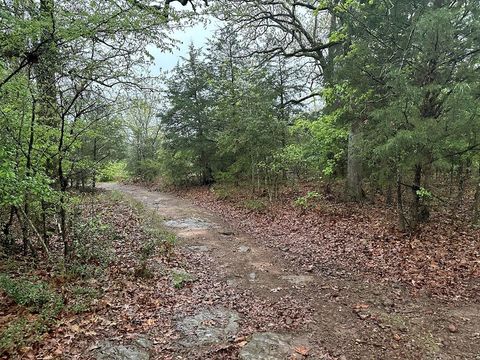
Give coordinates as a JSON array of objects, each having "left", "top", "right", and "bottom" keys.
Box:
[{"left": 1, "top": 183, "right": 479, "bottom": 359}]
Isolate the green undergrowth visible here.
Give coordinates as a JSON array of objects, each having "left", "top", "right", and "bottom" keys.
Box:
[
  {"left": 171, "top": 268, "right": 195, "bottom": 289},
  {"left": 108, "top": 191, "right": 177, "bottom": 278},
  {"left": 0, "top": 193, "right": 118, "bottom": 355},
  {"left": 0, "top": 274, "right": 64, "bottom": 354},
  {"left": 0, "top": 190, "right": 180, "bottom": 355}
]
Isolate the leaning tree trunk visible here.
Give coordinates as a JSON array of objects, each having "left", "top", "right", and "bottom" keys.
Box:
[{"left": 346, "top": 121, "right": 364, "bottom": 201}]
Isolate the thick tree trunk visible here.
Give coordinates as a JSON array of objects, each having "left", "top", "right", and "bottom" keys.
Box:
[{"left": 346, "top": 122, "right": 363, "bottom": 201}]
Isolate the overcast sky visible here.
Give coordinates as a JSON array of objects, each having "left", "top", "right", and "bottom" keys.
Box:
[{"left": 147, "top": 20, "right": 218, "bottom": 75}]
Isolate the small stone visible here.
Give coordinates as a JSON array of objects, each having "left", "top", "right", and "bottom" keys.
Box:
[
  {"left": 357, "top": 312, "right": 370, "bottom": 320},
  {"left": 176, "top": 308, "right": 240, "bottom": 347},
  {"left": 339, "top": 356, "right": 347, "bottom": 360},
  {"left": 285, "top": 317, "right": 293, "bottom": 325},
  {"left": 188, "top": 245, "right": 209, "bottom": 252},
  {"left": 220, "top": 230, "right": 235, "bottom": 235},
  {"left": 95, "top": 341, "right": 149, "bottom": 360},
  {"left": 239, "top": 332, "right": 308, "bottom": 360},
  {"left": 238, "top": 245, "right": 250, "bottom": 253},
  {"left": 248, "top": 272, "right": 256, "bottom": 281},
  {"left": 165, "top": 218, "right": 211, "bottom": 230},
  {"left": 134, "top": 336, "right": 153, "bottom": 350},
  {"left": 281, "top": 275, "right": 314, "bottom": 285},
  {"left": 448, "top": 324, "right": 458, "bottom": 333}
]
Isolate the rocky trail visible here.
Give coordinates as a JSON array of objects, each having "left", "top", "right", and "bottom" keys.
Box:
[{"left": 97, "top": 183, "right": 480, "bottom": 360}]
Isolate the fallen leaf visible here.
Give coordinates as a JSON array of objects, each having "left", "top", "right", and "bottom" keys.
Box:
[{"left": 295, "top": 345, "right": 310, "bottom": 355}]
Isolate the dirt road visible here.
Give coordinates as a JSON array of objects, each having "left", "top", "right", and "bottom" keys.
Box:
[{"left": 99, "top": 183, "right": 480, "bottom": 360}]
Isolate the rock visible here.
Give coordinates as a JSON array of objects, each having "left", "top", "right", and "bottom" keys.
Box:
[
  {"left": 187, "top": 245, "right": 209, "bottom": 252},
  {"left": 176, "top": 307, "right": 240, "bottom": 347},
  {"left": 226, "top": 279, "right": 237, "bottom": 287},
  {"left": 220, "top": 230, "right": 235, "bottom": 235},
  {"left": 238, "top": 245, "right": 251, "bottom": 253},
  {"left": 134, "top": 336, "right": 153, "bottom": 350},
  {"left": 164, "top": 218, "right": 211, "bottom": 230},
  {"left": 285, "top": 317, "right": 293, "bottom": 325},
  {"left": 239, "top": 332, "right": 308, "bottom": 360},
  {"left": 448, "top": 324, "right": 458, "bottom": 333},
  {"left": 249, "top": 272, "right": 257, "bottom": 281},
  {"left": 356, "top": 312, "right": 370, "bottom": 320},
  {"left": 95, "top": 341, "right": 149, "bottom": 360},
  {"left": 281, "top": 275, "right": 314, "bottom": 286},
  {"left": 339, "top": 356, "right": 347, "bottom": 360}
]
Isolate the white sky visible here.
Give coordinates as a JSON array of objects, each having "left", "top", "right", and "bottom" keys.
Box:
[{"left": 147, "top": 20, "right": 218, "bottom": 75}]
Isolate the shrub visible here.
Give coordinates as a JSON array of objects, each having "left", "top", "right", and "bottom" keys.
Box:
[
  {"left": 210, "top": 184, "right": 232, "bottom": 201},
  {"left": 294, "top": 191, "right": 321, "bottom": 212},
  {"left": 171, "top": 269, "right": 195, "bottom": 289},
  {"left": 71, "top": 217, "right": 115, "bottom": 271},
  {"left": 0, "top": 275, "right": 62, "bottom": 314},
  {"left": 68, "top": 286, "right": 101, "bottom": 314},
  {"left": 99, "top": 161, "right": 128, "bottom": 182},
  {"left": 0, "top": 275, "right": 64, "bottom": 354},
  {"left": 243, "top": 199, "right": 267, "bottom": 212}
]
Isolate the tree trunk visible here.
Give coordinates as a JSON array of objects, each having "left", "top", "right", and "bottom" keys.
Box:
[
  {"left": 346, "top": 122, "right": 363, "bottom": 201},
  {"left": 397, "top": 172, "right": 407, "bottom": 232},
  {"left": 1, "top": 206, "right": 16, "bottom": 252},
  {"left": 386, "top": 183, "right": 393, "bottom": 207},
  {"left": 59, "top": 114, "right": 70, "bottom": 258},
  {"left": 473, "top": 164, "right": 480, "bottom": 225},
  {"left": 92, "top": 137, "right": 97, "bottom": 188},
  {"left": 410, "top": 164, "right": 429, "bottom": 228}
]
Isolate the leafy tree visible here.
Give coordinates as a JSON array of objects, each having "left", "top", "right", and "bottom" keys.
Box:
[
  {"left": 0, "top": 0, "right": 196, "bottom": 256},
  {"left": 161, "top": 45, "right": 217, "bottom": 185},
  {"left": 333, "top": 0, "right": 480, "bottom": 229}
]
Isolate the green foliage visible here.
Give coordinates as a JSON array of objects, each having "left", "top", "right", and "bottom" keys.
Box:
[
  {"left": 0, "top": 318, "right": 29, "bottom": 354},
  {"left": 294, "top": 191, "right": 321, "bottom": 211},
  {"left": 68, "top": 286, "right": 101, "bottom": 314},
  {"left": 210, "top": 184, "right": 233, "bottom": 201},
  {"left": 160, "top": 45, "right": 217, "bottom": 185},
  {"left": 171, "top": 269, "right": 195, "bottom": 289},
  {"left": 0, "top": 275, "right": 63, "bottom": 314},
  {"left": 69, "top": 216, "right": 115, "bottom": 278},
  {"left": 327, "top": 0, "right": 480, "bottom": 227},
  {"left": 135, "top": 159, "right": 162, "bottom": 183},
  {"left": 0, "top": 275, "right": 64, "bottom": 354},
  {"left": 289, "top": 115, "right": 348, "bottom": 178},
  {"left": 416, "top": 187, "right": 432, "bottom": 201},
  {"left": 243, "top": 199, "right": 267, "bottom": 213},
  {"left": 99, "top": 161, "right": 128, "bottom": 182}
]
